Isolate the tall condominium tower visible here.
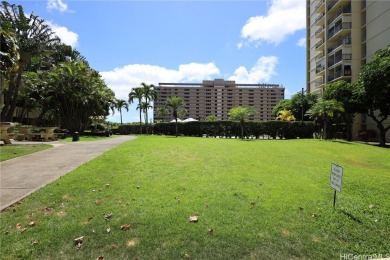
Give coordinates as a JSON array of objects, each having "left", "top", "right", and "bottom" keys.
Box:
[
  {"left": 306, "top": 0, "right": 390, "bottom": 140},
  {"left": 153, "top": 79, "right": 284, "bottom": 122}
]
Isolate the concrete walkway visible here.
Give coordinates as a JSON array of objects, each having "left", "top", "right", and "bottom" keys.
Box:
[{"left": 0, "top": 135, "right": 137, "bottom": 211}]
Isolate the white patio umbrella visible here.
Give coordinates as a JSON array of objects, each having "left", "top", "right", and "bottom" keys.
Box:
[
  {"left": 182, "top": 118, "right": 198, "bottom": 122},
  {"left": 170, "top": 118, "right": 182, "bottom": 122}
]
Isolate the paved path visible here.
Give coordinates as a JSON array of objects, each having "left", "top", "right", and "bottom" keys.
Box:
[{"left": 0, "top": 135, "right": 136, "bottom": 211}]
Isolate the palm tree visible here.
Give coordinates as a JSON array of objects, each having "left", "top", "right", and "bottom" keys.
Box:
[
  {"left": 164, "top": 96, "right": 186, "bottom": 137},
  {"left": 157, "top": 106, "right": 169, "bottom": 122},
  {"left": 141, "top": 83, "right": 158, "bottom": 126},
  {"left": 310, "top": 99, "right": 344, "bottom": 140},
  {"left": 115, "top": 99, "right": 129, "bottom": 125},
  {"left": 0, "top": 2, "right": 60, "bottom": 121},
  {"left": 228, "top": 106, "right": 257, "bottom": 139},
  {"left": 128, "top": 87, "right": 145, "bottom": 134},
  {"left": 140, "top": 83, "right": 158, "bottom": 134},
  {"left": 138, "top": 101, "right": 152, "bottom": 126}
]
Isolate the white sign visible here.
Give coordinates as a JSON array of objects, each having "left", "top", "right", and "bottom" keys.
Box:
[{"left": 330, "top": 163, "right": 343, "bottom": 192}]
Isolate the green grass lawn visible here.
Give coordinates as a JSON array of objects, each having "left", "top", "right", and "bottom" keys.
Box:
[
  {"left": 0, "top": 136, "right": 389, "bottom": 259},
  {"left": 0, "top": 144, "right": 52, "bottom": 162}
]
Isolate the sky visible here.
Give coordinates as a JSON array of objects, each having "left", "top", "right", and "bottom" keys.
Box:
[{"left": 18, "top": 0, "right": 307, "bottom": 123}]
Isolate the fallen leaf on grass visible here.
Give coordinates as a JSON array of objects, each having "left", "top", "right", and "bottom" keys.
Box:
[
  {"left": 74, "top": 236, "right": 84, "bottom": 249},
  {"left": 110, "top": 244, "right": 117, "bottom": 249},
  {"left": 311, "top": 213, "right": 317, "bottom": 218},
  {"left": 104, "top": 213, "right": 112, "bottom": 221},
  {"left": 28, "top": 221, "right": 37, "bottom": 226},
  {"left": 369, "top": 204, "right": 376, "bottom": 209},
  {"left": 250, "top": 201, "right": 256, "bottom": 206},
  {"left": 120, "top": 225, "right": 130, "bottom": 231},
  {"left": 95, "top": 200, "right": 101, "bottom": 206},
  {"left": 96, "top": 256, "right": 104, "bottom": 260},
  {"left": 15, "top": 223, "right": 22, "bottom": 229},
  {"left": 208, "top": 228, "right": 213, "bottom": 234},
  {"left": 32, "top": 240, "right": 38, "bottom": 245},
  {"left": 189, "top": 216, "right": 198, "bottom": 222},
  {"left": 299, "top": 207, "right": 304, "bottom": 211},
  {"left": 106, "top": 228, "right": 111, "bottom": 233},
  {"left": 126, "top": 239, "right": 137, "bottom": 248},
  {"left": 21, "top": 228, "right": 27, "bottom": 233},
  {"left": 56, "top": 211, "right": 66, "bottom": 217},
  {"left": 312, "top": 236, "right": 321, "bottom": 243},
  {"left": 281, "top": 230, "right": 290, "bottom": 236}
]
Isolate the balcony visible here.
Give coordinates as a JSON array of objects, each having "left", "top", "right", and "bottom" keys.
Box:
[
  {"left": 328, "top": 69, "right": 352, "bottom": 82},
  {"left": 314, "top": 0, "right": 325, "bottom": 13},
  {"left": 327, "top": 0, "right": 340, "bottom": 12},
  {"left": 328, "top": 53, "right": 352, "bottom": 67},
  {"left": 316, "top": 65, "right": 325, "bottom": 74},
  {"left": 328, "top": 22, "right": 351, "bottom": 40},
  {"left": 328, "top": 5, "right": 351, "bottom": 25},
  {"left": 315, "top": 25, "right": 325, "bottom": 38},
  {"left": 315, "top": 39, "right": 325, "bottom": 50},
  {"left": 328, "top": 35, "right": 351, "bottom": 54},
  {"left": 315, "top": 51, "right": 325, "bottom": 62},
  {"left": 315, "top": 12, "right": 325, "bottom": 25}
]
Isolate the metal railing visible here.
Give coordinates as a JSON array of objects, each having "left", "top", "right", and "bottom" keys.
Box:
[
  {"left": 328, "top": 35, "right": 351, "bottom": 53},
  {"left": 328, "top": 5, "right": 351, "bottom": 25},
  {"left": 315, "top": 39, "right": 324, "bottom": 49},
  {"left": 328, "top": 22, "right": 351, "bottom": 39},
  {"left": 315, "top": 12, "right": 325, "bottom": 24}
]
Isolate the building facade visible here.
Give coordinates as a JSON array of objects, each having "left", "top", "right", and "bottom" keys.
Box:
[
  {"left": 153, "top": 79, "right": 284, "bottom": 122},
  {"left": 306, "top": 0, "right": 390, "bottom": 140}
]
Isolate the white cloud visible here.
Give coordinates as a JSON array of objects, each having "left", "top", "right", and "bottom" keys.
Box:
[
  {"left": 46, "top": 21, "right": 78, "bottom": 48},
  {"left": 100, "top": 63, "right": 220, "bottom": 101},
  {"left": 297, "top": 37, "right": 306, "bottom": 47},
  {"left": 228, "top": 56, "right": 278, "bottom": 83},
  {"left": 47, "top": 0, "right": 68, "bottom": 12},
  {"left": 240, "top": 0, "right": 306, "bottom": 46}
]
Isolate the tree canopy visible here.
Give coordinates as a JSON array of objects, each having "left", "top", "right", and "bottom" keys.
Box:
[{"left": 354, "top": 45, "right": 390, "bottom": 146}]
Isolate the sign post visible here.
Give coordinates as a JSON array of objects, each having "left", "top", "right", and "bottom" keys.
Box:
[{"left": 330, "top": 163, "right": 343, "bottom": 209}]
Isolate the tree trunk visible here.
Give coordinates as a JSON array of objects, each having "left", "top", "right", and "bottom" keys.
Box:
[
  {"left": 175, "top": 118, "right": 178, "bottom": 137},
  {"left": 368, "top": 110, "right": 389, "bottom": 147},
  {"left": 139, "top": 104, "right": 142, "bottom": 134}
]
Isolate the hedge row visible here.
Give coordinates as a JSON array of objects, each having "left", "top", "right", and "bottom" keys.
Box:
[{"left": 119, "top": 121, "right": 315, "bottom": 139}]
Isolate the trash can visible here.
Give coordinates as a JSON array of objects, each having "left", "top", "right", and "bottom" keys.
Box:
[
  {"left": 105, "top": 130, "right": 110, "bottom": 137},
  {"left": 72, "top": 131, "right": 79, "bottom": 142}
]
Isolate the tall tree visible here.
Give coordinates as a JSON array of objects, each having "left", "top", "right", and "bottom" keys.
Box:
[
  {"left": 0, "top": 1, "right": 60, "bottom": 121},
  {"left": 128, "top": 87, "right": 145, "bottom": 134},
  {"left": 228, "top": 106, "right": 257, "bottom": 139},
  {"left": 323, "top": 80, "right": 360, "bottom": 141},
  {"left": 354, "top": 46, "right": 390, "bottom": 147},
  {"left": 156, "top": 106, "right": 169, "bottom": 122},
  {"left": 47, "top": 61, "right": 115, "bottom": 132},
  {"left": 164, "top": 96, "right": 186, "bottom": 137},
  {"left": 138, "top": 101, "right": 152, "bottom": 126},
  {"left": 115, "top": 99, "right": 129, "bottom": 125},
  {"left": 310, "top": 99, "right": 344, "bottom": 140},
  {"left": 272, "top": 92, "right": 318, "bottom": 121},
  {"left": 141, "top": 82, "right": 158, "bottom": 125}
]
